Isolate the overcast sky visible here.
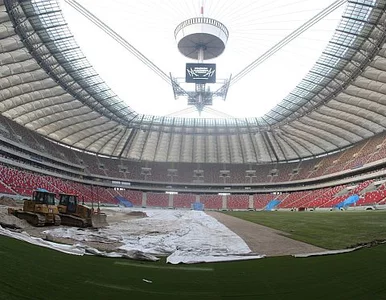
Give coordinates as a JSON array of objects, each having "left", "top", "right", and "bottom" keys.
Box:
[{"left": 58, "top": 0, "right": 345, "bottom": 118}]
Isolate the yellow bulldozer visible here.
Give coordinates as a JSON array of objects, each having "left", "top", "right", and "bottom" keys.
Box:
[
  {"left": 57, "top": 193, "right": 108, "bottom": 228},
  {"left": 9, "top": 189, "right": 61, "bottom": 226}
]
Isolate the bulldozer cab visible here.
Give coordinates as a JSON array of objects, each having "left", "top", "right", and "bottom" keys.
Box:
[
  {"left": 32, "top": 190, "right": 56, "bottom": 205},
  {"left": 57, "top": 193, "right": 108, "bottom": 228},
  {"left": 59, "top": 194, "right": 78, "bottom": 214},
  {"left": 15, "top": 189, "right": 61, "bottom": 226}
]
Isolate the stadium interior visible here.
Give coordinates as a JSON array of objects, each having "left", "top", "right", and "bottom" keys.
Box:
[
  {"left": 2, "top": 0, "right": 386, "bottom": 299},
  {"left": 0, "top": 0, "right": 385, "bottom": 212}
]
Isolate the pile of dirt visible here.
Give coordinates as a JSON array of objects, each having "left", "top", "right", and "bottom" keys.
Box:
[
  {"left": 126, "top": 211, "right": 147, "bottom": 218},
  {"left": 0, "top": 206, "right": 29, "bottom": 230},
  {"left": 0, "top": 196, "right": 18, "bottom": 207},
  {"left": 102, "top": 208, "right": 148, "bottom": 223}
]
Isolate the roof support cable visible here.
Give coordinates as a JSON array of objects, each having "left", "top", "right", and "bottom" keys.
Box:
[
  {"left": 65, "top": 0, "right": 171, "bottom": 85},
  {"left": 229, "top": 0, "right": 346, "bottom": 86}
]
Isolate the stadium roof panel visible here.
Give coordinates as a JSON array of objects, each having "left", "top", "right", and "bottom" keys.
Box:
[{"left": 1, "top": 0, "right": 386, "bottom": 163}]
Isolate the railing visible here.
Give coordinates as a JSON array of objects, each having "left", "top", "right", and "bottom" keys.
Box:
[{"left": 174, "top": 17, "right": 229, "bottom": 39}]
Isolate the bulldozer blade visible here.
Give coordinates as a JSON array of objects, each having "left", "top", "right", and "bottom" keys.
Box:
[{"left": 91, "top": 214, "right": 108, "bottom": 228}]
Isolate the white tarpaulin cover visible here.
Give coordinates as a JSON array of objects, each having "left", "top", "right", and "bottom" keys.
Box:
[
  {"left": 42, "top": 208, "right": 265, "bottom": 264},
  {"left": 1, "top": 208, "right": 371, "bottom": 263},
  {"left": 0, "top": 225, "right": 85, "bottom": 256},
  {"left": 0, "top": 225, "right": 159, "bottom": 261},
  {"left": 292, "top": 248, "right": 361, "bottom": 258}
]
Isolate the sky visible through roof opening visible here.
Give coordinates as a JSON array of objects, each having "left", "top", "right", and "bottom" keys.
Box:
[{"left": 59, "top": 0, "right": 345, "bottom": 119}]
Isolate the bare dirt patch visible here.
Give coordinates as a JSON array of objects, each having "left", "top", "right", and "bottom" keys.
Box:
[{"left": 207, "top": 211, "right": 325, "bottom": 256}]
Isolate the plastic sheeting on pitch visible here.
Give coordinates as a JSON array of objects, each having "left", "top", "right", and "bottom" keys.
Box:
[
  {"left": 0, "top": 225, "right": 159, "bottom": 261},
  {"left": 42, "top": 208, "right": 264, "bottom": 264}
]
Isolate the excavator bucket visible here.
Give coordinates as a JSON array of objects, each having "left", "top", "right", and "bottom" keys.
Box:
[{"left": 91, "top": 213, "right": 108, "bottom": 228}]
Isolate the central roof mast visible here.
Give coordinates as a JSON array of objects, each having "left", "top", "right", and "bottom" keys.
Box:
[{"left": 171, "top": 0, "right": 231, "bottom": 113}]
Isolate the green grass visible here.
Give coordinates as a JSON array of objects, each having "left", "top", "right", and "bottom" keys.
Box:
[
  {"left": 224, "top": 210, "right": 386, "bottom": 249},
  {"left": 1, "top": 236, "right": 386, "bottom": 299}
]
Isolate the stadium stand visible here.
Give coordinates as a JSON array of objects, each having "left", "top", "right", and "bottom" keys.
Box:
[
  {"left": 306, "top": 185, "right": 346, "bottom": 208},
  {"left": 277, "top": 190, "right": 312, "bottom": 209},
  {"left": 200, "top": 195, "right": 223, "bottom": 210},
  {"left": 146, "top": 192, "right": 169, "bottom": 208},
  {"left": 173, "top": 193, "right": 196, "bottom": 209},
  {"left": 357, "top": 191, "right": 384, "bottom": 206},
  {"left": 117, "top": 189, "right": 143, "bottom": 207},
  {"left": 0, "top": 0, "right": 386, "bottom": 213},
  {"left": 2, "top": 160, "right": 386, "bottom": 210},
  {"left": 2, "top": 117, "right": 386, "bottom": 187},
  {"left": 253, "top": 194, "right": 275, "bottom": 210},
  {"left": 227, "top": 194, "right": 249, "bottom": 210}
]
